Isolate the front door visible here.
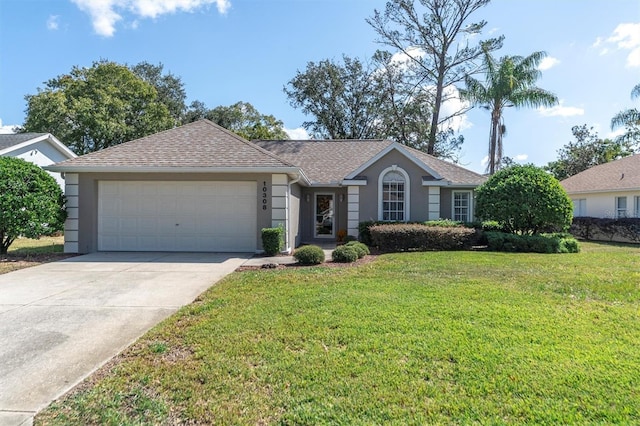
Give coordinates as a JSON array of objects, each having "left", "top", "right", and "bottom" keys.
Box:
[{"left": 314, "top": 193, "right": 334, "bottom": 237}]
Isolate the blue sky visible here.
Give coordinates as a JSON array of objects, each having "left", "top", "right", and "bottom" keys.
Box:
[{"left": 1, "top": 0, "right": 638, "bottom": 173}]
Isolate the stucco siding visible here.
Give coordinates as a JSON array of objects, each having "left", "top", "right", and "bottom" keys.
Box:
[
  {"left": 570, "top": 191, "right": 640, "bottom": 218},
  {"left": 7, "top": 140, "right": 70, "bottom": 189},
  {"left": 290, "top": 183, "right": 302, "bottom": 248},
  {"left": 357, "top": 149, "right": 433, "bottom": 222}
]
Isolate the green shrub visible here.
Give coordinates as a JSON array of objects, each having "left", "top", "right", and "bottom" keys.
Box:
[
  {"left": 0, "top": 157, "right": 66, "bottom": 254},
  {"left": 261, "top": 227, "right": 283, "bottom": 256},
  {"left": 332, "top": 245, "right": 358, "bottom": 263},
  {"left": 293, "top": 245, "right": 325, "bottom": 265},
  {"left": 370, "top": 224, "right": 480, "bottom": 252},
  {"left": 344, "top": 241, "right": 370, "bottom": 258},
  {"left": 424, "top": 219, "right": 464, "bottom": 227},
  {"left": 476, "top": 165, "right": 574, "bottom": 235},
  {"left": 485, "top": 232, "right": 580, "bottom": 253},
  {"left": 570, "top": 217, "right": 640, "bottom": 243},
  {"left": 358, "top": 221, "right": 378, "bottom": 246}
]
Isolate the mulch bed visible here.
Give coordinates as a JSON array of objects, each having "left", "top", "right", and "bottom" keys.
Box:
[{"left": 235, "top": 254, "right": 379, "bottom": 272}]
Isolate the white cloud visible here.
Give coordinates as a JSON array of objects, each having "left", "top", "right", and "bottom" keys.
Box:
[
  {"left": 437, "top": 85, "right": 471, "bottom": 133},
  {"left": 606, "top": 127, "right": 627, "bottom": 140},
  {"left": 538, "top": 56, "right": 559, "bottom": 71},
  {"left": 71, "top": 0, "right": 231, "bottom": 37},
  {"left": 538, "top": 100, "right": 585, "bottom": 117},
  {"left": 480, "top": 156, "right": 489, "bottom": 167},
  {"left": 389, "top": 46, "right": 426, "bottom": 66},
  {"left": 514, "top": 154, "right": 528, "bottom": 162},
  {"left": 0, "top": 119, "right": 17, "bottom": 134},
  {"left": 596, "top": 22, "right": 640, "bottom": 68},
  {"left": 285, "top": 127, "right": 310, "bottom": 140},
  {"left": 46, "top": 15, "right": 60, "bottom": 30}
]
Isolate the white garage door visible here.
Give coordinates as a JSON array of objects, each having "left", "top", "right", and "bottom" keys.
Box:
[{"left": 98, "top": 181, "right": 257, "bottom": 252}]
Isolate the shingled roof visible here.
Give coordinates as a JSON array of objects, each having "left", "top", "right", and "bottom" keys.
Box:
[
  {"left": 561, "top": 154, "right": 640, "bottom": 193},
  {"left": 0, "top": 133, "right": 48, "bottom": 150},
  {"left": 255, "top": 139, "right": 486, "bottom": 186},
  {"left": 255, "top": 139, "right": 393, "bottom": 184},
  {"left": 48, "top": 120, "right": 296, "bottom": 173}
]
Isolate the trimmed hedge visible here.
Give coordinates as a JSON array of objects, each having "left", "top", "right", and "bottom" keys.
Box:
[
  {"left": 370, "top": 224, "right": 480, "bottom": 252},
  {"left": 344, "top": 241, "right": 370, "bottom": 258},
  {"left": 485, "top": 232, "right": 580, "bottom": 253},
  {"left": 570, "top": 217, "right": 640, "bottom": 243},
  {"left": 293, "top": 245, "right": 325, "bottom": 265},
  {"left": 261, "top": 227, "right": 284, "bottom": 256},
  {"left": 332, "top": 245, "right": 358, "bottom": 263}
]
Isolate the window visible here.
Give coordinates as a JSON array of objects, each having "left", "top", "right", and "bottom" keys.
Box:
[
  {"left": 378, "top": 166, "right": 410, "bottom": 221},
  {"left": 635, "top": 196, "right": 640, "bottom": 218},
  {"left": 453, "top": 191, "right": 472, "bottom": 222},
  {"left": 573, "top": 199, "right": 587, "bottom": 217},
  {"left": 616, "top": 196, "right": 627, "bottom": 218}
]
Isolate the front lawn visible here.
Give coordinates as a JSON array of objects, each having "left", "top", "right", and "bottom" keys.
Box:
[{"left": 37, "top": 242, "right": 640, "bottom": 425}]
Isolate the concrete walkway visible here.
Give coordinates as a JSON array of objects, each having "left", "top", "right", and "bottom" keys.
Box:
[
  {"left": 241, "top": 249, "right": 334, "bottom": 267},
  {"left": 0, "top": 252, "right": 249, "bottom": 426}
]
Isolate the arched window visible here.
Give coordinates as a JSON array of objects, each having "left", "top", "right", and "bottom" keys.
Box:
[{"left": 379, "top": 166, "right": 410, "bottom": 221}]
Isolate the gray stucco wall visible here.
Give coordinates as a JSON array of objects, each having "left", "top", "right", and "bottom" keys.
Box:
[
  {"left": 76, "top": 172, "right": 275, "bottom": 253},
  {"left": 357, "top": 149, "right": 432, "bottom": 222},
  {"left": 289, "top": 183, "right": 302, "bottom": 248}
]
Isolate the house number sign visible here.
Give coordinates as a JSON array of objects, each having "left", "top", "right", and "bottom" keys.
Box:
[{"left": 262, "top": 181, "right": 268, "bottom": 210}]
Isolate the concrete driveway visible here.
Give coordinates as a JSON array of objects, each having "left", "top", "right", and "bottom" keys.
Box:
[{"left": 0, "top": 252, "right": 250, "bottom": 426}]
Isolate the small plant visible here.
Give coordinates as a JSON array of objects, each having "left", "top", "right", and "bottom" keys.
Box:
[
  {"left": 149, "top": 341, "right": 168, "bottom": 354},
  {"left": 344, "top": 241, "right": 370, "bottom": 258},
  {"left": 262, "top": 227, "right": 284, "bottom": 256},
  {"left": 424, "top": 219, "right": 463, "bottom": 227},
  {"left": 293, "top": 245, "right": 325, "bottom": 265},
  {"left": 332, "top": 245, "right": 358, "bottom": 263},
  {"left": 337, "top": 229, "right": 348, "bottom": 242}
]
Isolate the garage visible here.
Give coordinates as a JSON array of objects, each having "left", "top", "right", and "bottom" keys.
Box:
[{"left": 98, "top": 181, "right": 257, "bottom": 252}]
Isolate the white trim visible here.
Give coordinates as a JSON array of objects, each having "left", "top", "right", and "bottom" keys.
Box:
[
  {"left": 378, "top": 165, "right": 410, "bottom": 221},
  {"left": 345, "top": 142, "right": 443, "bottom": 180},
  {"left": 428, "top": 186, "right": 441, "bottom": 220},
  {"left": 347, "top": 186, "right": 360, "bottom": 237},
  {"left": 0, "top": 134, "right": 76, "bottom": 159},
  {"left": 272, "top": 174, "right": 289, "bottom": 251},
  {"left": 422, "top": 179, "right": 479, "bottom": 188},
  {"left": 452, "top": 190, "right": 473, "bottom": 222},
  {"left": 314, "top": 192, "right": 335, "bottom": 238},
  {"left": 341, "top": 179, "right": 368, "bottom": 186},
  {"left": 564, "top": 188, "right": 640, "bottom": 196}
]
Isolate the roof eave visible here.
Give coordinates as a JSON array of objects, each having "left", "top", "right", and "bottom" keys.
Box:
[{"left": 44, "top": 165, "right": 305, "bottom": 175}]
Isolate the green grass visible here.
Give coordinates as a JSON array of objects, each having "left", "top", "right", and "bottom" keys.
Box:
[
  {"left": 36, "top": 241, "right": 640, "bottom": 425},
  {"left": 7, "top": 235, "right": 64, "bottom": 255},
  {"left": 1, "top": 236, "right": 66, "bottom": 274}
]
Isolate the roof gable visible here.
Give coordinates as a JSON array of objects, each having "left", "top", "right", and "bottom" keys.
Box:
[
  {"left": 344, "top": 142, "right": 443, "bottom": 181},
  {"left": 0, "top": 133, "right": 76, "bottom": 159},
  {"left": 48, "top": 120, "right": 296, "bottom": 173},
  {"left": 561, "top": 154, "right": 640, "bottom": 193},
  {"left": 255, "top": 139, "right": 486, "bottom": 186}
]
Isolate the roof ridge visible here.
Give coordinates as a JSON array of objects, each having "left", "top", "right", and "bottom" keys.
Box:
[
  {"left": 402, "top": 144, "right": 486, "bottom": 179},
  {"left": 200, "top": 120, "right": 296, "bottom": 167}
]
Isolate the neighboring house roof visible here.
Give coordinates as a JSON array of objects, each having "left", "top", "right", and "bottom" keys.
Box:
[
  {"left": 0, "top": 133, "right": 48, "bottom": 150},
  {"left": 255, "top": 139, "right": 486, "bottom": 186},
  {"left": 0, "top": 133, "right": 76, "bottom": 158},
  {"left": 47, "top": 120, "right": 303, "bottom": 176},
  {"left": 561, "top": 154, "right": 640, "bottom": 194}
]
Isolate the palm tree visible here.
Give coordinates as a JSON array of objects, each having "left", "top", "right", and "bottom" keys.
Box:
[
  {"left": 610, "top": 83, "right": 640, "bottom": 146},
  {"left": 460, "top": 50, "right": 558, "bottom": 174}
]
